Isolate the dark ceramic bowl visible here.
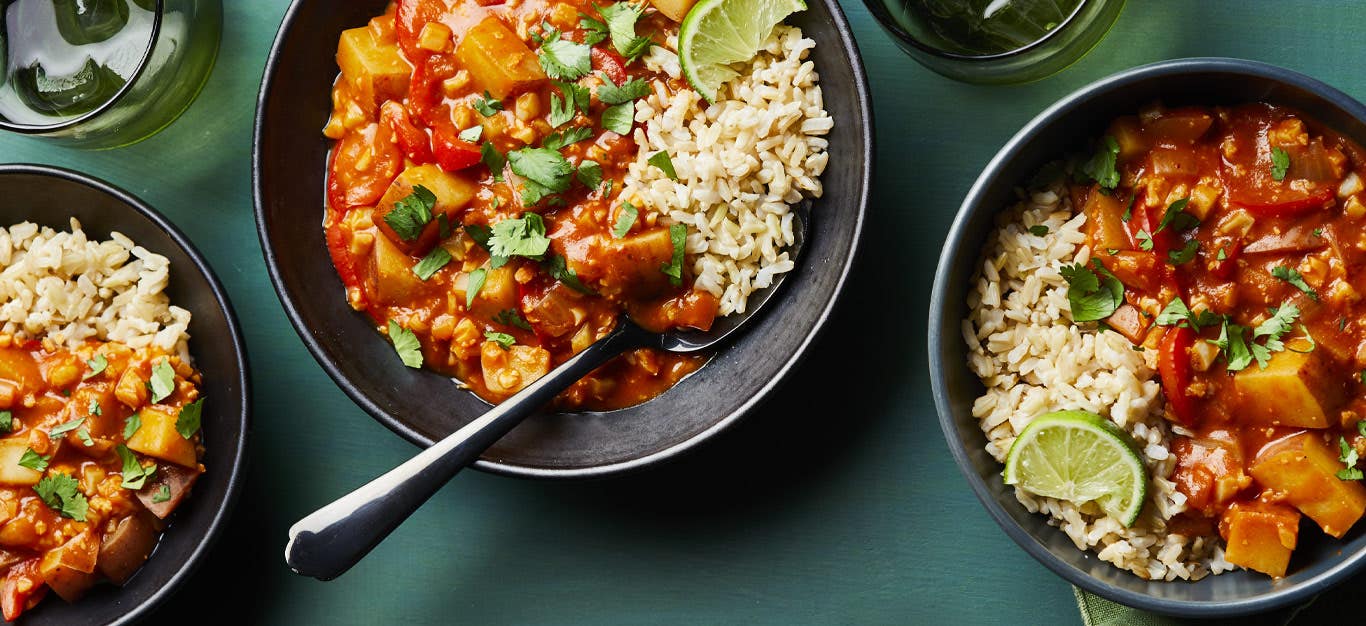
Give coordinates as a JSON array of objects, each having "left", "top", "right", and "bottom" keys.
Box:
[
  {"left": 929, "top": 58, "right": 1366, "bottom": 617},
  {"left": 0, "top": 165, "right": 248, "bottom": 624},
  {"left": 254, "top": 1, "right": 871, "bottom": 477}
]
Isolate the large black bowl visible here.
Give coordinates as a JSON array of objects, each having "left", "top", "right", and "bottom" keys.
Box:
[
  {"left": 929, "top": 58, "right": 1366, "bottom": 617},
  {"left": 0, "top": 164, "right": 249, "bottom": 625},
  {"left": 254, "top": 1, "right": 871, "bottom": 477}
]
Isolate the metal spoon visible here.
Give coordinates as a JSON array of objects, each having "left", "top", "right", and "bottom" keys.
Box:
[{"left": 284, "top": 203, "right": 809, "bottom": 580}]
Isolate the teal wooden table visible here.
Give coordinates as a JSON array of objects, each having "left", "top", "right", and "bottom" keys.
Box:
[{"left": 4, "top": 1, "right": 1365, "bottom": 623}]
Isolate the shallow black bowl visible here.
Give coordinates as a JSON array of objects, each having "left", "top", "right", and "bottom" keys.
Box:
[
  {"left": 929, "top": 58, "right": 1366, "bottom": 617},
  {"left": 254, "top": 1, "right": 871, "bottom": 477},
  {"left": 0, "top": 164, "right": 249, "bottom": 624}
]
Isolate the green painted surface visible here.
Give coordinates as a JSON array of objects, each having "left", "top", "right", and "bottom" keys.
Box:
[{"left": 1, "top": 1, "right": 1364, "bottom": 623}]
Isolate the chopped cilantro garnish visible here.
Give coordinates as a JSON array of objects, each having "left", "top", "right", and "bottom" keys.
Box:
[
  {"left": 123, "top": 413, "right": 141, "bottom": 440},
  {"left": 1312, "top": 227, "right": 1324, "bottom": 238},
  {"left": 458, "top": 125, "right": 483, "bottom": 143},
  {"left": 387, "top": 320, "right": 423, "bottom": 369},
  {"left": 613, "top": 202, "right": 638, "bottom": 238},
  {"left": 601, "top": 101, "right": 634, "bottom": 135},
  {"left": 384, "top": 186, "right": 437, "bottom": 241},
  {"left": 508, "top": 148, "right": 574, "bottom": 205},
  {"left": 481, "top": 142, "right": 506, "bottom": 182},
  {"left": 473, "top": 91, "right": 503, "bottom": 117},
  {"left": 660, "top": 223, "right": 686, "bottom": 286},
  {"left": 1121, "top": 195, "right": 1137, "bottom": 222},
  {"left": 1337, "top": 436, "right": 1363, "bottom": 480},
  {"left": 1060, "top": 260, "right": 1123, "bottom": 322},
  {"left": 83, "top": 354, "right": 108, "bottom": 380},
  {"left": 549, "top": 81, "right": 590, "bottom": 127},
  {"left": 1288, "top": 324, "right": 1317, "bottom": 354},
  {"left": 598, "top": 1, "right": 653, "bottom": 61},
  {"left": 88, "top": 398, "right": 101, "bottom": 416},
  {"left": 488, "top": 213, "right": 552, "bottom": 260},
  {"left": 647, "top": 151, "right": 678, "bottom": 180},
  {"left": 577, "top": 160, "right": 604, "bottom": 190},
  {"left": 76, "top": 428, "right": 94, "bottom": 447},
  {"left": 485, "top": 331, "right": 516, "bottom": 350},
  {"left": 538, "top": 38, "right": 592, "bottom": 80},
  {"left": 544, "top": 254, "right": 595, "bottom": 294},
  {"left": 1136, "top": 230, "right": 1154, "bottom": 251},
  {"left": 34, "top": 473, "right": 86, "bottom": 521},
  {"left": 493, "top": 309, "right": 533, "bottom": 331},
  {"left": 579, "top": 14, "right": 609, "bottom": 45},
  {"left": 18, "top": 448, "right": 49, "bottom": 472},
  {"left": 597, "top": 78, "right": 650, "bottom": 105},
  {"left": 116, "top": 444, "right": 156, "bottom": 489},
  {"left": 1081, "top": 135, "right": 1121, "bottom": 190},
  {"left": 1271, "top": 265, "right": 1319, "bottom": 301},
  {"left": 1216, "top": 247, "right": 1228, "bottom": 261},
  {"left": 466, "top": 268, "right": 487, "bottom": 308},
  {"left": 1168, "top": 239, "right": 1199, "bottom": 265},
  {"left": 1155, "top": 297, "right": 1222, "bottom": 330},
  {"left": 176, "top": 398, "right": 203, "bottom": 439},
  {"left": 543, "top": 126, "right": 593, "bottom": 151},
  {"left": 1271, "top": 146, "right": 1291, "bottom": 182},
  {"left": 152, "top": 484, "right": 171, "bottom": 503},
  {"left": 150, "top": 359, "right": 176, "bottom": 403},
  {"left": 48, "top": 417, "right": 85, "bottom": 439},
  {"left": 1216, "top": 303, "right": 1302, "bottom": 372},
  {"left": 1155, "top": 197, "right": 1196, "bottom": 233},
  {"left": 1028, "top": 225, "right": 1049, "bottom": 236},
  {"left": 413, "top": 247, "right": 453, "bottom": 281},
  {"left": 0, "top": 411, "right": 10, "bottom": 433}
]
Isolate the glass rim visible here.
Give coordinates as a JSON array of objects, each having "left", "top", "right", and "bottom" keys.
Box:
[
  {"left": 0, "top": 0, "right": 166, "bottom": 134},
  {"left": 862, "top": 0, "right": 1094, "bottom": 63}
]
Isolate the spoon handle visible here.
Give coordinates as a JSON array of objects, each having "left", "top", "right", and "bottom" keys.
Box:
[{"left": 284, "top": 320, "right": 651, "bottom": 580}]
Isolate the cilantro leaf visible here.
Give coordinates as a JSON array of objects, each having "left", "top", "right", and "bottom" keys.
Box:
[
  {"left": 1136, "top": 230, "right": 1154, "bottom": 251},
  {"left": 1271, "top": 146, "right": 1291, "bottom": 182},
  {"left": 579, "top": 14, "right": 609, "bottom": 45},
  {"left": 413, "top": 247, "right": 453, "bottom": 281},
  {"left": 88, "top": 398, "right": 101, "bottom": 416},
  {"left": 76, "top": 428, "right": 94, "bottom": 447},
  {"left": 176, "top": 398, "right": 203, "bottom": 439},
  {"left": 84, "top": 354, "right": 108, "bottom": 380},
  {"left": 1155, "top": 297, "right": 1221, "bottom": 329},
  {"left": 597, "top": 78, "right": 650, "bottom": 105},
  {"left": 385, "top": 186, "right": 437, "bottom": 241},
  {"left": 648, "top": 151, "right": 678, "bottom": 180},
  {"left": 150, "top": 359, "right": 176, "bottom": 403},
  {"left": 544, "top": 254, "right": 596, "bottom": 294},
  {"left": 538, "top": 38, "right": 592, "bottom": 80},
  {"left": 116, "top": 444, "right": 156, "bottom": 490},
  {"left": 493, "top": 309, "right": 534, "bottom": 331},
  {"left": 485, "top": 331, "right": 516, "bottom": 350},
  {"left": 508, "top": 148, "right": 574, "bottom": 204},
  {"left": 1028, "top": 225, "right": 1049, "bottom": 236},
  {"left": 473, "top": 91, "right": 503, "bottom": 117},
  {"left": 660, "top": 223, "right": 686, "bottom": 286},
  {"left": 543, "top": 126, "right": 593, "bottom": 151},
  {"left": 1271, "top": 265, "right": 1319, "bottom": 301},
  {"left": 18, "top": 448, "right": 49, "bottom": 472},
  {"left": 1155, "top": 197, "right": 1196, "bottom": 233},
  {"left": 1081, "top": 135, "right": 1121, "bottom": 190},
  {"left": 34, "top": 474, "right": 87, "bottom": 521},
  {"left": 481, "top": 142, "right": 506, "bottom": 181},
  {"left": 466, "top": 268, "right": 487, "bottom": 308},
  {"left": 1168, "top": 239, "right": 1199, "bottom": 265},
  {"left": 577, "top": 160, "right": 604, "bottom": 190},
  {"left": 458, "top": 125, "right": 484, "bottom": 142},
  {"left": 549, "top": 81, "right": 591, "bottom": 127},
  {"left": 598, "top": 1, "right": 653, "bottom": 61},
  {"left": 0, "top": 411, "right": 10, "bottom": 433},
  {"left": 123, "top": 413, "right": 141, "bottom": 440},
  {"left": 1122, "top": 195, "right": 1137, "bottom": 222},
  {"left": 488, "top": 213, "right": 552, "bottom": 260},
  {"left": 1289, "top": 324, "right": 1317, "bottom": 354},
  {"left": 1060, "top": 261, "right": 1124, "bottom": 323},
  {"left": 601, "top": 101, "right": 634, "bottom": 135},
  {"left": 152, "top": 484, "right": 171, "bottom": 503},
  {"left": 613, "top": 202, "right": 638, "bottom": 238},
  {"left": 388, "top": 320, "right": 424, "bottom": 369},
  {"left": 48, "top": 417, "right": 85, "bottom": 439},
  {"left": 1338, "top": 436, "right": 1363, "bottom": 480}
]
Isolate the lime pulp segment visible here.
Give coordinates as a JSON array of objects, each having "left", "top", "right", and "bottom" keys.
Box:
[
  {"left": 677, "top": 0, "right": 806, "bottom": 102},
  {"left": 1003, "top": 410, "right": 1148, "bottom": 527}
]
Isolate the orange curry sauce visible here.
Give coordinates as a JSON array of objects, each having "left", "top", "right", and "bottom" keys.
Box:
[
  {"left": 323, "top": 1, "right": 718, "bottom": 410},
  {"left": 1076, "top": 102, "right": 1366, "bottom": 578}
]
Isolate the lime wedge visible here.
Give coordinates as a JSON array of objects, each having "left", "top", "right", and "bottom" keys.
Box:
[
  {"left": 677, "top": 0, "right": 805, "bottom": 102},
  {"left": 1003, "top": 410, "right": 1149, "bottom": 527}
]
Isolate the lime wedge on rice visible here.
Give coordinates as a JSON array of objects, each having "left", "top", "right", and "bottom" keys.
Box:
[
  {"left": 1003, "top": 410, "right": 1149, "bottom": 527},
  {"left": 678, "top": 0, "right": 805, "bottom": 102}
]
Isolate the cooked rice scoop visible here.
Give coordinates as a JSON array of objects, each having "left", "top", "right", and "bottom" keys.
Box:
[
  {"left": 0, "top": 219, "right": 192, "bottom": 361},
  {"left": 623, "top": 25, "right": 832, "bottom": 317},
  {"left": 963, "top": 185, "right": 1235, "bottom": 581}
]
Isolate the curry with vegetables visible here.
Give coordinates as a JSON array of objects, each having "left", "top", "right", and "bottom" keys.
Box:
[
  {"left": 324, "top": 0, "right": 722, "bottom": 410},
  {"left": 1061, "top": 102, "right": 1366, "bottom": 578},
  {"left": 0, "top": 336, "right": 205, "bottom": 619}
]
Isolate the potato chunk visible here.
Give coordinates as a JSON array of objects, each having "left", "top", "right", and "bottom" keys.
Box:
[
  {"left": 371, "top": 232, "right": 429, "bottom": 306},
  {"left": 126, "top": 406, "right": 197, "bottom": 468},
  {"left": 1249, "top": 432, "right": 1366, "bottom": 538},
  {"left": 39, "top": 530, "right": 99, "bottom": 601},
  {"left": 649, "top": 0, "right": 698, "bottom": 22},
  {"left": 480, "top": 343, "right": 550, "bottom": 395},
  {"left": 98, "top": 513, "right": 158, "bottom": 584},
  {"left": 454, "top": 17, "right": 546, "bottom": 99},
  {"left": 466, "top": 266, "right": 518, "bottom": 320},
  {"left": 337, "top": 26, "right": 411, "bottom": 113},
  {"left": 374, "top": 164, "right": 478, "bottom": 256},
  {"left": 1220, "top": 502, "right": 1299, "bottom": 578},
  {"left": 0, "top": 440, "right": 42, "bottom": 487},
  {"left": 1233, "top": 349, "right": 1345, "bottom": 428}
]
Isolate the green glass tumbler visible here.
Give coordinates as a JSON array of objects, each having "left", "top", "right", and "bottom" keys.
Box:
[{"left": 0, "top": 0, "right": 222, "bottom": 149}]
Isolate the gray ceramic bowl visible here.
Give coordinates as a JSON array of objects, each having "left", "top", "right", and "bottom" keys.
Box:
[
  {"left": 0, "top": 164, "right": 249, "bottom": 625},
  {"left": 929, "top": 58, "right": 1366, "bottom": 617},
  {"left": 255, "top": 0, "right": 871, "bottom": 478}
]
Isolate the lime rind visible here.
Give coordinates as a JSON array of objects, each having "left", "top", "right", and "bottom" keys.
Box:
[
  {"left": 1003, "top": 410, "right": 1148, "bottom": 527},
  {"left": 677, "top": 0, "right": 806, "bottom": 102}
]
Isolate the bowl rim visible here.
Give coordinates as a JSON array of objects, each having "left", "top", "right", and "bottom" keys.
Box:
[
  {"left": 928, "top": 57, "right": 1366, "bottom": 617},
  {"left": 252, "top": 0, "right": 874, "bottom": 479},
  {"left": 0, "top": 0, "right": 166, "bottom": 134},
  {"left": 0, "top": 163, "right": 251, "bottom": 624},
  {"left": 859, "top": 0, "right": 1093, "bottom": 62}
]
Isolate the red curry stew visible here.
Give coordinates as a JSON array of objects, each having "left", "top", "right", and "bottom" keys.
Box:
[
  {"left": 1070, "top": 102, "right": 1366, "bottom": 578},
  {"left": 0, "top": 336, "right": 204, "bottom": 619},
  {"left": 323, "top": 1, "right": 719, "bottom": 410}
]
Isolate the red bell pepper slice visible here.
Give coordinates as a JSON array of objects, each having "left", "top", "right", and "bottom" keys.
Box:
[{"left": 1158, "top": 326, "right": 1199, "bottom": 426}]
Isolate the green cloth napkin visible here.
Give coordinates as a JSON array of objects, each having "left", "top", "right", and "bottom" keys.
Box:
[{"left": 1074, "top": 587, "right": 1331, "bottom": 626}]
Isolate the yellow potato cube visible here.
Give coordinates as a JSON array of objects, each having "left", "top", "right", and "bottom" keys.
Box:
[
  {"left": 454, "top": 17, "right": 546, "bottom": 99},
  {"left": 126, "top": 406, "right": 197, "bottom": 468},
  {"left": 1250, "top": 433, "right": 1366, "bottom": 538},
  {"left": 337, "top": 26, "right": 411, "bottom": 113},
  {"left": 1221, "top": 503, "right": 1299, "bottom": 578},
  {"left": 0, "top": 439, "right": 42, "bottom": 486},
  {"left": 1233, "top": 349, "right": 1345, "bottom": 428}
]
